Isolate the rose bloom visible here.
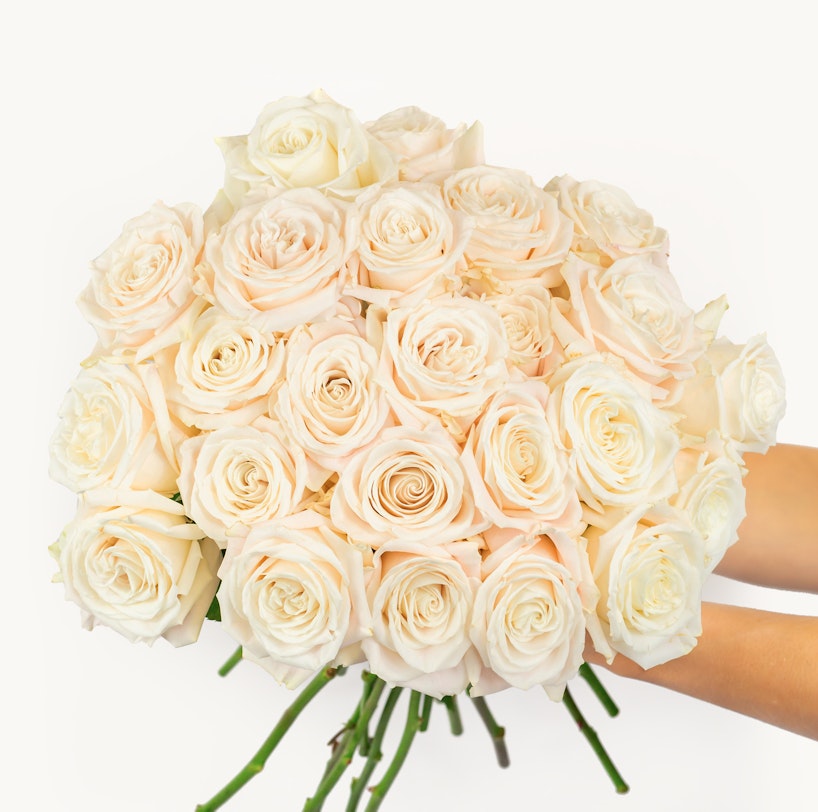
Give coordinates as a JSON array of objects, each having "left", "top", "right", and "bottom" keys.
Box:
[
  {"left": 271, "top": 319, "right": 391, "bottom": 470},
  {"left": 546, "top": 175, "right": 668, "bottom": 262},
  {"left": 330, "top": 425, "right": 482, "bottom": 548},
  {"left": 586, "top": 504, "right": 705, "bottom": 669},
  {"left": 442, "top": 165, "right": 572, "bottom": 288},
  {"left": 351, "top": 182, "right": 470, "bottom": 307},
  {"left": 375, "top": 295, "right": 509, "bottom": 435},
  {"left": 50, "top": 360, "right": 185, "bottom": 494},
  {"left": 177, "top": 417, "right": 310, "bottom": 547},
  {"left": 216, "top": 89, "right": 397, "bottom": 206},
  {"left": 52, "top": 489, "right": 221, "bottom": 646},
  {"left": 78, "top": 201, "right": 205, "bottom": 360},
  {"left": 218, "top": 513, "right": 370, "bottom": 688},
  {"left": 164, "top": 306, "right": 285, "bottom": 430},
  {"left": 560, "top": 253, "right": 701, "bottom": 389},
  {"left": 547, "top": 355, "right": 679, "bottom": 514},
  {"left": 461, "top": 383, "right": 581, "bottom": 534},
  {"left": 362, "top": 538, "right": 481, "bottom": 698},
  {"left": 674, "top": 334, "right": 786, "bottom": 454},
  {"left": 366, "top": 105, "right": 484, "bottom": 182},
  {"left": 195, "top": 186, "right": 356, "bottom": 334},
  {"left": 469, "top": 534, "right": 587, "bottom": 696}
]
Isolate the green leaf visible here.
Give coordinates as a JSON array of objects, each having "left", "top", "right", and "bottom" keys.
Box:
[{"left": 206, "top": 594, "right": 221, "bottom": 622}]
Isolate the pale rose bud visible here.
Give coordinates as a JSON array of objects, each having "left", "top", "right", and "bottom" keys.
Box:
[
  {"left": 78, "top": 202, "right": 206, "bottom": 360},
  {"left": 218, "top": 514, "right": 371, "bottom": 689},
  {"left": 52, "top": 489, "right": 221, "bottom": 646},
  {"left": 443, "top": 166, "right": 573, "bottom": 288},
  {"left": 216, "top": 89, "right": 398, "bottom": 207},
  {"left": 366, "top": 106, "right": 484, "bottom": 182}
]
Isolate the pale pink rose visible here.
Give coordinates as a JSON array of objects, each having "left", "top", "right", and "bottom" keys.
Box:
[
  {"left": 366, "top": 106, "right": 484, "bottom": 182},
  {"left": 560, "top": 253, "right": 701, "bottom": 389},
  {"left": 271, "top": 319, "right": 391, "bottom": 470},
  {"left": 674, "top": 334, "right": 785, "bottom": 453},
  {"left": 78, "top": 202, "right": 206, "bottom": 360},
  {"left": 442, "top": 166, "right": 572, "bottom": 288},
  {"left": 218, "top": 513, "right": 371, "bottom": 688},
  {"left": 361, "top": 538, "right": 481, "bottom": 698},
  {"left": 177, "top": 417, "right": 310, "bottom": 547},
  {"left": 461, "top": 383, "right": 581, "bottom": 534},
  {"left": 350, "top": 182, "right": 470, "bottom": 307},
  {"left": 586, "top": 503, "right": 705, "bottom": 669},
  {"left": 330, "top": 425, "right": 484, "bottom": 548},
  {"left": 216, "top": 89, "right": 398, "bottom": 206},
  {"left": 164, "top": 307, "right": 285, "bottom": 430},
  {"left": 49, "top": 360, "right": 186, "bottom": 494},
  {"left": 52, "top": 489, "right": 221, "bottom": 647},
  {"left": 195, "top": 186, "right": 356, "bottom": 334},
  {"left": 545, "top": 175, "right": 668, "bottom": 262}
]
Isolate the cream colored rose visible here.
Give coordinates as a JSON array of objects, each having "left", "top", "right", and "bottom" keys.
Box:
[
  {"left": 177, "top": 418, "right": 309, "bottom": 547},
  {"left": 217, "top": 514, "right": 370, "bottom": 688},
  {"left": 78, "top": 202, "right": 205, "bottom": 360},
  {"left": 52, "top": 489, "right": 221, "bottom": 646},
  {"left": 546, "top": 175, "right": 668, "bottom": 261},
  {"left": 375, "top": 295, "right": 509, "bottom": 434},
  {"left": 366, "top": 106, "right": 484, "bottom": 181},
  {"left": 49, "top": 360, "right": 184, "bottom": 494},
  {"left": 351, "top": 182, "right": 469, "bottom": 307},
  {"left": 166, "top": 307, "right": 285, "bottom": 430},
  {"left": 330, "top": 425, "right": 482, "bottom": 548},
  {"left": 442, "top": 166, "right": 572, "bottom": 288},
  {"left": 674, "top": 334, "right": 786, "bottom": 453},
  {"left": 195, "top": 187, "right": 355, "bottom": 334},
  {"left": 547, "top": 356, "right": 678, "bottom": 513},
  {"left": 271, "top": 319, "right": 391, "bottom": 469},
  {"left": 362, "top": 539, "right": 481, "bottom": 698},
  {"left": 216, "top": 89, "right": 397, "bottom": 206},
  {"left": 469, "top": 535, "right": 586, "bottom": 694},
  {"left": 461, "top": 383, "right": 581, "bottom": 534},
  {"left": 586, "top": 504, "right": 705, "bottom": 669},
  {"left": 560, "top": 253, "right": 701, "bottom": 388}
]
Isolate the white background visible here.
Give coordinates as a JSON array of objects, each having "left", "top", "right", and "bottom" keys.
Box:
[{"left": 4, "top": 1, "right": 818, "bottom": 810}]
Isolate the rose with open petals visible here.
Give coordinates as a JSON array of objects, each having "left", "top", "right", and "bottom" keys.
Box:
[{"left": 52, "top": 489, "right": 221, "bottom": 647}]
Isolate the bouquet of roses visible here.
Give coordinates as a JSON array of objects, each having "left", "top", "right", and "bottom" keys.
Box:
[{"left": 49, "top": 89, "right": 786, "bottom": 810}]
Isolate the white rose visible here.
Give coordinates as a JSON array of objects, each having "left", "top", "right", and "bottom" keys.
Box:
[
  {"left": 546, "top": 175, "right": 668, "bottom": 261},
  {"left": 77, "top": 201, "right": 206, "bottom": 360},
  {"left": 330, "top": 425, "right": 483, "bottom": 548},
  {"left": 675, "top": 335, "right": 786, "bottom": 454},
  {"left": 177, "top": 418, "right": 309, "bottom": 547},
  {"left": 366, "top": 106, "right": 484, "bottom": 181},
  {"left": 49, "top": 360, "right": 185, "bottom": 494},
  {"left": 362, "top": 539, "right": 481, "bottom": 698},
  {"left": 351, "top": 182, "right": 469, "bottom": 307},
  {"left": 586, "top": 504, "right": 705, "bottom": 669},
  {"left": 166, "top": 307, "right": 285, "bottom": 430},
  {"left": 461, "top": 383, "right": 581, "bottom": 534},
  {"left": 271, "top": 319, "right": 391, "bottom": 469},
  {"left": 52, "top": 489, "right": 221, "bottom": 646},
  {"left": 217, "top": 514, "right": 370, "bottom": 688},
  {"left": 547, "top": 356, "right": 679, "bottom": 513},
  {"left": 216, "top": 89, "right": 397, "bottom": 206},
  {"left": 442, "top": 166, "right": 572, "bottom": 288},
  {"left": 195, "top": 187, "right": 356, "bottom": 334}
]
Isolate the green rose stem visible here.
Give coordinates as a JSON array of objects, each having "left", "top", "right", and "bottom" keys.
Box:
[
  {"left": 578, "top": 663, "right": 619, "bottom": 717},
  {"left": 346, "top": 687, "right": 404, "bottom": 812},
  {"left": 418, "top": 694, "right": 434, "bottom": 733},
  {"left": 364, "top": 690, "right": 422, "bottom": 812},
  {"left": 440, "top": 695, "right": 463, "bottom": 735},
  {"left": 469, "top": 696, "right": 510, "bottom": 768},
  {"left": 303, "top": 678, "right": 386, "bottom": 810},
  {"left": 217, "top": 646, "right": 243, "bottom": 678},
  {"left": 562, "top": 686, "right": 629, "bottom": 794},
  {"left": 357, "top": 672, "right": 380, "bottom": 758},
  {"left": 195, "top": 665, "right": 346, "bottom": 812}
]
